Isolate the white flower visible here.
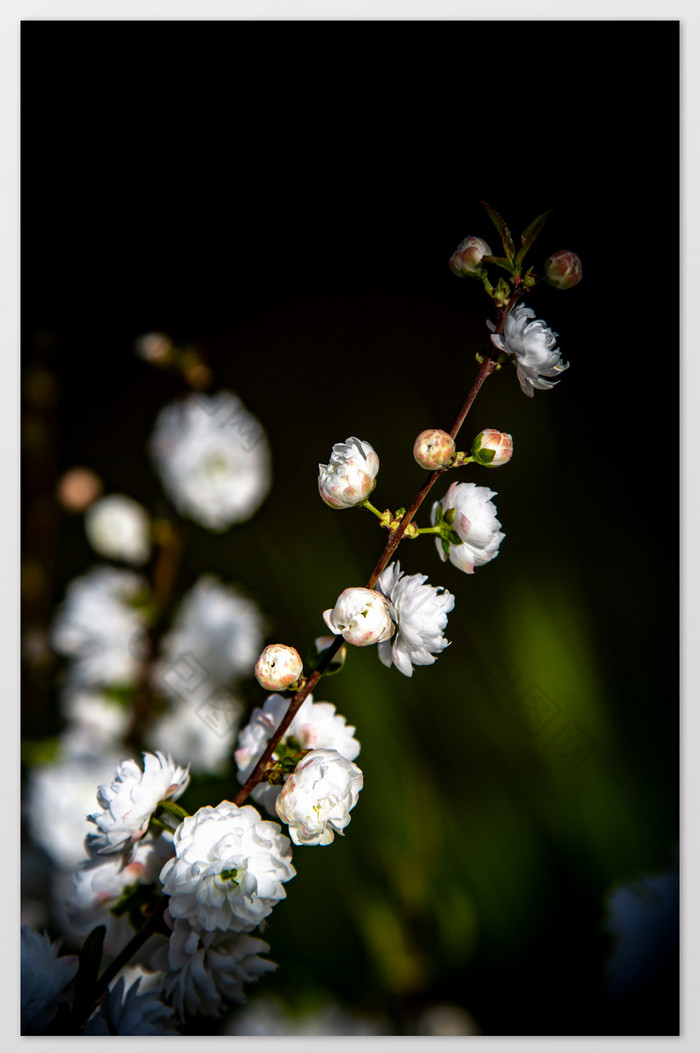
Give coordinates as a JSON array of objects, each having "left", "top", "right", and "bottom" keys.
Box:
[
  {"left": 150, "top": 391, "right": 271, "bottom": 530},
  {"left": 151, "top": 917, "right": 275, "bottom": 1018},
  {"left": 59, "top": 690, "right": 131, "bottom": 756},
  {"left": 154, "top": 575, "right": 265, "bottom": 700},
  {"left": 21, "top": 925, "right": 79, "bottom": 1034},
  {"left": 375, "top": 562, "right": 455, "bottom": 677},
  {"left": 146, "top": 693, "right": 243, "bottom": 776},
  {"left": 275, "top": 749, "right": 363, "bottom": 846},
  {"left": 318, "top": 437, "right": 379, "bottom": 509},
  {"left": 235, "top": 694, "right": 361, "bottom": 815},
  {"left": 255, "top": 644, "right": 303, "bottom": 691},
  {"left": 432, "top": 481, "right": 505, "bottom": 574},
  {"left": 488, "top": 303, "right": 569, "bottom": 397},
  {"left": 83, "top": 976, "right": 179, "bottom": 1035},
  {"left": 87, "top": 751, "right": 190, "bottom": 855},
  {"left": 26, "top": 748, "right": 124, "bottom": 870},
  {"left": 160, "top": 802, "right": 295, "bottom": 932},
  {"left": 323, "top": 587, "right": 395, "bottom": 646},
  {"left": 51, "top": 566, "right": 150, "bottom": 690},
  {"left": 85, "top": 494, "right": 151, "bottom": 565}
]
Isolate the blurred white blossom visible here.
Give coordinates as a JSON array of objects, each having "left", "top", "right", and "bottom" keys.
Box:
[
  {"left": 375, "top": 562, "right": 454, "bottom": 677},
  {"left": 87, "top": 751, "right": 190, "bottom": 856},
  {"left": 149, "top": 391, "right": 271, "bottom": 530},
  {"left": 432, "top": 481, "right": 504, "bottom": 574},
  {"left": 488, "top": 304, "right": 569, "bottom": 397},
  {"left": 275, "top": 749, "right": 363, "bottom": 846},
  {"left": 51, "top": 566, "right": 151, "bottom": 690},
  {"left": 318, "top": 436, "right": 379, "bottom": 509},
  {"left": 152, "top": 917, "right": 275, "bottom": 1018},
  {"left": 21, "top": 925, "right": 79, "bottom": 1034},
  {"left": 83, "top": 976, "right": 179, "bottom": 1035},
  {"left": 59, "top": 690, "right": 131, "bottom": 755},
  {"left": 235, "top": 694, "right": 361, "bottom": 815},
  {"left": 85, "top": 494, "right": 151, "bottom": 565},
  {"left": 160, "top": 801, "right": 295, "bottom": 932},
  {"left": 146, "top": 693, "right": 243, "bottom": 776}
]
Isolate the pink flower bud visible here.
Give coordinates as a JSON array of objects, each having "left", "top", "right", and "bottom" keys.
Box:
[
  {"left": 318, "top": 437, "right": 379, "bottom": 509},
  {"left": 323, "top": 588, "right": 395, "bottom": 647},
  {"left": 449, "top": 236, "right": 492, "bottom": 278},
  {"left": 543, "top": 250, "right": 582, "bottom": 290},
  {"left": 56, "top": 467, "right": 103, "bottom": 513},
  {"left": 471, "top": 429, "right": 513, "bottom": 467},
  {"left": 413, "top": 429, "right": 456, "bottom": 470},
  {"left": 255, "top": 644, "right": 303, "bottom": 691}
]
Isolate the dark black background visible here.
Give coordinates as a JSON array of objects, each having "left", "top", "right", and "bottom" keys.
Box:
[{"left": 22, "top": 20, "right": 679, "bottom": 1037}]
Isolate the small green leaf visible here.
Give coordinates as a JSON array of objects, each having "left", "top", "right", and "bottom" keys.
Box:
[
  {"left": 482, "top": 255, "right": 514, "bottom": 273},
  {"left": 481, "top": 201, "right": 515, "bottom": 262},
  {"left": 515, "top": 207, "right": 556, "bottom": 269}
]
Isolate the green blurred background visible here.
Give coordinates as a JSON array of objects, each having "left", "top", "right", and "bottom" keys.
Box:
[{"left": 21, "top": 20, "right": 678, "bottom": 1035}]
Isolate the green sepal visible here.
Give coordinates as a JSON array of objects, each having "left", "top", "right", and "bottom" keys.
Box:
[
  {"left": 515, "top": 207, "right": 556, "bottom": 269},
  {"left": 474, "top": 447, "right": 495, "bottom": 464},
  {"left": 444, "top": 507, "right": 456, "bottom": 526},
  {"left": 481, "top": 201, "right": 515, "bottom": 262},
  {"left": 446, "top": 530, "right": 464, "bottom": 546},
  {"left": 433, "top": 505, "right": 444, "bottom": 525},
  {"left": 441, "top": 537, "right": 451, "bottom": 558},
  {"left": 71, "top": 924, "right": 106, "bottom": 1022}
]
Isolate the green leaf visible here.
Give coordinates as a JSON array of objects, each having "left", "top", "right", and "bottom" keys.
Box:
[
  {"left": 482, "top": 255, "right": 514, "bottom": 273},
  {"left": 515, "top": 207, "right": 556, "bottom": 269},
  {"left": 72, "top": 925, "right": 106, "bottom": 1021},
  {"left": 481, "top": 201, "right": 515, "bottom": 262}
]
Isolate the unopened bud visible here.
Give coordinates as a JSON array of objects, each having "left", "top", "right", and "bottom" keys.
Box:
[
  {"left": 255, "top": 644, "right": 304, "bottom": 691},
  {"left": 413, "top": 429, "right": 456, "bottom": 470},
  {"left": 308, "top": 635, "right": 347, "bottom": 675},
  {"left": 323, "top": 588, "right": 395, "bottom": 647},
  {"left": 57, "top": 467, "right": 103, "bottom": 513},
  {"left": 449, "top": 236, "right": 492, "bottom": 278},
  {"left": 471, "top": 429, "right": 513, "bottom": 467},
  {"left": 543, "top": 250, "right": 582, "bottom": 290},
  {"left": 318, "top": 437, "right": 379, "bottom": 509},
  {"left": 85, "top": 494, "right": 151, "bottom": 564}
]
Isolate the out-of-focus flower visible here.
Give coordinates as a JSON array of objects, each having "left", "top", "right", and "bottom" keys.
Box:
[
  {"left": 416, "top": 1004, "right": 481, "bottom": 1036},
  {"left": 154, "top": 575, "right": 265, "bottom": 699},
  {"left": 375, "top": 562, "right": 454, "bottom": 677},
  {"left": 134, "top": 331, "right": 175, "bottom": 366},
  {"left": 318, "top": 437, "right": 379, "bottom": 509},
  {"left": 543, "top": 249, "right": 582, "bottom": 290},
  {"left": 152, "top": 917, "right": 275, "bottom": 1019},
  {"left": 275, "top": 749, "right": 363, "bottom": 846},
  {"left": 488, "top": 303, "right": 569, "bottom": 397},
  {"left": 471, "top": 428, "right": 513, "bottom": 467},
  {"left": 160, "top": 802, "right": 295, "bottom": 932},
  {"left": 224, "top": 993, "right": 388, "bottom": 1036},
  {"left": 83, "top": 976, "right": 179, "bottom": 1035},
  {"left": 235, "top": 694, "right": 361, "bottom": 815},
  {"left": 255, "top": 644, "right": 303, "bottom": 691},
  {"left": 59, "top": 690, "right": 131, "bottom": 755},
  {"left": 85, "top": 494, "right": 151, "bottom": 565},
  {"left": 413, "top": 429, "right": 456, "bottom": 470},
  {"left": 56, "top": 467, "right": 103, "bottom": 513},
  {"left": 87, "top": 751, "right": 190, "bottom": 856},
  {"left": 145, "top": 693, "right": 243, "bottom": 776},
  {"left": 432, "top": 481, "right": 505, "bottom": 574},
  {"left": 21, "top": 925, "right": 79, "bottom": 1034},
  {"left": 449, "top": 235, "right": 492, "bottom": 278},
  {"left": 149, "top": 391, "right": 271, "bottom": 531},
  {"left": 26, "top": 748, "right": 124, "bottom": 870},
  {"left": 323, "top": 587, "right": 395, "bottom": 646},
  {"left": 51, "top": 566, "right": 151, "bottom": 690}
]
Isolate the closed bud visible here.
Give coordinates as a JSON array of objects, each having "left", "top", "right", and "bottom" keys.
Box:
[
  {"left": 57, "top": 467, "right": 103, "bottom": 513},
  {"left": 318, "top": 437, "right": 379, "bottom": 509},
  {"left": 471, "top": 429, "right": 513, "bottom": 467},
  {"left": 255, "top": 644, "right": 303, "bottom": 691},
  {"left": 543, "top": 250, "right": 582, "bottom": 290},
  {"left": 323, "top": 588, "right": 395, "bottom": 647},
  {"left": 449, "top": 236, "right": 492, "bottom": 278},
  {"left": 413, "top": 429, "right": 456, "bottom": 470},
  {"left": 308, "top": 636, "right": 347, "bottom": 675}
]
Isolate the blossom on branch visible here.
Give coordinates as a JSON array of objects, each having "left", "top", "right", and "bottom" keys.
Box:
[
  {"left": 275, "top": 749, "right": 363, "bottom": 846},
  {"left": 318, "top": 436, "right": 379, "bottom": 509},
  {"left": 432, "top": 482, "right": 504, "bottom": 574},
  {"left": 255, "top": 644, "right": 303, "bottom": 691},
  {"left": 375, "top": 562, "right": 454, "bottom": 676},
  {"left": 488, "top": 304, "right": 569, "bottom": 397},
  {"left": 159, "top": 802, "right": 295, "bottom": 932},
  {"left": 85, "top": 494, "right": 151, "bottom": 565},
  {"left": 323, "top": 587, "right": 395, "bottom": 646}
]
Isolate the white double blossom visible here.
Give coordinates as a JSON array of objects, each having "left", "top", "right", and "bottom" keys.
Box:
[
  {"left": 318, "top": 437, "right": 379, "bottom": 509},
  {"left": 160, "top": 802, "right": 295, "bottom": 932},
  {"left": 152, "top": 917, "right": 275, "bottom": 1018},
  {"left": 85, "top": 494, "right": 151, "bottom": 565},
  {"left": 87, "top": 751, "right": 190, "bottom": 855},
  {"left": 68, "top": 839, "right": 169, "bottom": 938},
  {"left": 149, "top": 391, "right": 271, "bottom": 530},
  {"left": 275, "top": 749, "right": 363, "bottom": 846},
  {"left": 83, "top": 976, "right": 179, "bottom": 1036},
  {"left": 488, "top": 303, "right": 569, "bottom": 397},
  {"left": 51, "top": 566, "right": 150, "bottom": 690},
  {"left": 375, "top": 562, "right": 455, "bottom": 677},
  {"left": 154, "top": 575, "right": 265, "bottom": 698},
  {"left": 21, "top": 925, "right": 79, "bottom": 1034},
  {"left": 235, "top": 694, "right": 361, "bottom": 814},
  {"left": 323, "top": 587, "right": 395, "bottom": 646},
  {"left": 432, "top": 482, "right": 505, "bottom": 574}
]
